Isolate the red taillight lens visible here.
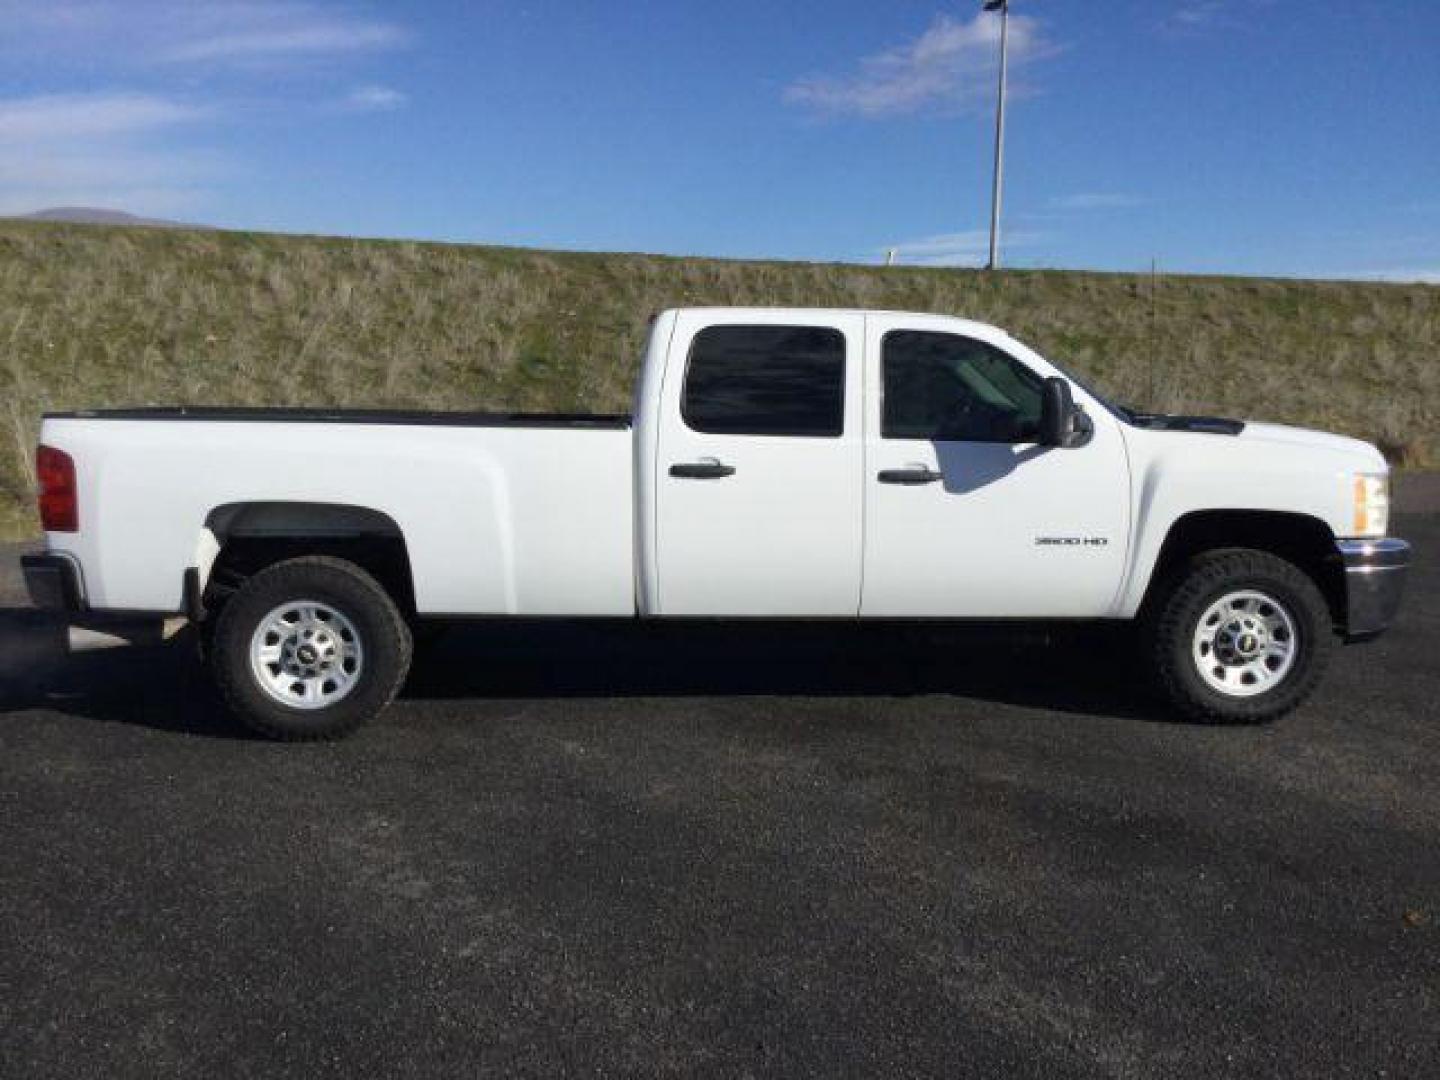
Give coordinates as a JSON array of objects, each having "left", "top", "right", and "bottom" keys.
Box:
[{"left": 36, "top": 445, "right": 78, "bottom": 532}]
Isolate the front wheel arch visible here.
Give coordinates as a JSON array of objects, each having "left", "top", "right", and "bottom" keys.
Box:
[{"left": 1138, "top": 510, "right": 1344, "bottom": 629}]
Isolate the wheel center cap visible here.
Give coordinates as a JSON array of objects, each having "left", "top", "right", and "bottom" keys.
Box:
[
  {"left": 296, "top": 643, "right": 318, "bottom": 665},
  {"left": 1233, "top": 629, "right": 1267, "bottom": 657}
]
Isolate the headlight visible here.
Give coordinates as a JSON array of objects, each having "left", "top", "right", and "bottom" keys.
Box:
[{"left": 1352, "top": 473, "right": 1390, "bottom": 537}]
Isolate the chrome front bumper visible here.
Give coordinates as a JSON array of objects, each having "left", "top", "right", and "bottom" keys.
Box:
[{"left": 1337, "top": 538, "right": 1411, "bottom": 641}]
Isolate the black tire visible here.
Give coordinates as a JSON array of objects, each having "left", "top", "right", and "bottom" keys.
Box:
[
  {"left": 1146, "top": 548, "right": 1334, "bottom": 724},
  {"left": 210, "top": 556, "right": 412, "bottom": 740}
]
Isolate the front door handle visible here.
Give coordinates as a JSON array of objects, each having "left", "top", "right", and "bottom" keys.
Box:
[
  {"left": 670, "top": 460, "right": 736, "bottom": 480},
  {"left": 877, "top": 467, "right": 943, "bottom": 485}
]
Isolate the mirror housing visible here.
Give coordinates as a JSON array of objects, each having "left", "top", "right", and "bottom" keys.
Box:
[{"left": 1038, "top": 377, "right": 1090, "bottom": 448}]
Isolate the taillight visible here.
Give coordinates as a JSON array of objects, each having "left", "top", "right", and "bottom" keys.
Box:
[{"left": 36, "top": 445, "right": 78, "bottom": 532}]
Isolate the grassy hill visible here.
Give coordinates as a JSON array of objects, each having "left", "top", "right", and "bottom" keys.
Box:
[{"left": 1, "top": 220, "right": 1435, "bottom": 538}]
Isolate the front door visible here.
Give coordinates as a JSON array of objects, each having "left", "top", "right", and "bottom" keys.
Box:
[
  {"left": 861, "top": 317, "right": 1130, "bottom": 618},
  {"left": 654, "top": 311, "right": 864, "bottom": 616}
]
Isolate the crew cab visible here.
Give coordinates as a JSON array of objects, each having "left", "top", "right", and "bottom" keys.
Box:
[{"left": 24, "top": 308, "right": 1410, "bottom": 738}]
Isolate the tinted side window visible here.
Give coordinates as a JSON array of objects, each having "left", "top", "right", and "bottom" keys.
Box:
[
  {"left": 683, "top": 325, "right": 846, "bottom": 437},
  {"left": 882, "top": 331, "right": 1042, "bottom": 443}
]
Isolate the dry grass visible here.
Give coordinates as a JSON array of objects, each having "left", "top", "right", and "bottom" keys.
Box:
[{"left": 1, "top": 220, "right": 1436, "bottom": 538}]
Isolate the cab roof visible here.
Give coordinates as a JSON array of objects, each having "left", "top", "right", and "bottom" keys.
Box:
[{"left": 662, "top": 306, "right": 1011, "bottom": 340}]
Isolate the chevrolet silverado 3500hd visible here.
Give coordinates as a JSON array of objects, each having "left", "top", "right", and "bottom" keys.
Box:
[{"left": 24, "top": 308, "right": 1410, "bottom": 738}]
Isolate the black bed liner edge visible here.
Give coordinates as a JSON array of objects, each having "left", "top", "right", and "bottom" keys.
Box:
[{"left": 42, "top": 407, "right": 632, "bottom": 430}]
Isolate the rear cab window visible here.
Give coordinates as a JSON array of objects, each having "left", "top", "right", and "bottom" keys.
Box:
[{"left": 682, "top": 325, "right": 846, "bottom": 437}]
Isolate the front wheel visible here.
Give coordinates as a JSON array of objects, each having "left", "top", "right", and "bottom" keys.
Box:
[
  {"left": 210, "top": 556, "right": 413, "bottom": 740},
  {"left": 1146, "top": 549, "right": 1334, "bottom": 724}
]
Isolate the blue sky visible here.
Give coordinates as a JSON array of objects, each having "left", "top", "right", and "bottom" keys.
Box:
[{"left": 1, "top": 0, "right": 1436, "bottom": 280}]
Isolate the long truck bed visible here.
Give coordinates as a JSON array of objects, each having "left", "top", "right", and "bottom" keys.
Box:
[{"left": 38, "top": 412, "right": 638, "bottom": 616}]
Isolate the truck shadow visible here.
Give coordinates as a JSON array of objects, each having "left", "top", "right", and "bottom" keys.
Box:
[
  {"left": 0, "top": 609, "right": 240, "bottom": 738},
  {"left": 405, "top": 620, "right": 1157, "bottom": 718},
  {"left": 0, "top": 608, "right": 1165, "bottom": 736}
]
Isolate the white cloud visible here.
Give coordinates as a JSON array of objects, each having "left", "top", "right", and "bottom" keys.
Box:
[
  {"left": 785, "top": 12, "right": 1055, "bottom": 119},
  {"left": 341, "top": 84, "right": 408, "bottom": 112},
  {"left": 0, "top": 93, "right": 205, "bottom": 142},
  {"left": 0, "top": 2, "right": 406, "bottom": 69},
  {"left": 0, "top": 146, "right": 221, "bottom": 187},
  {"left": 162, "top": 15, "right": 404, "bottom": 65},
  {"left": 0, "top": 92, "right": 217, "bottom": 217},
  {"left": 1170, "top": 2, "right": 1225, "bottom": 28},
  {"left": 0, "top": 5, "right": 411, "bottom": 218},
  {"left": 882, "top": 228, "right": 1045, "bottom": 268},
  {"left": 1047, "top": 193, "right": 1144, "bottom": 211},
  {"left": 1161, "top": 1, "right": 1278, "bottom": 34}
]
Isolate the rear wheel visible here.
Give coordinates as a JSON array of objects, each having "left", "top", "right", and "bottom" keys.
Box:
[
  {"left": 210, "top": 556, "right": 412, "bottom": 740},
  {"left": 1147, "top": 548, "right": 1333, "bottom": 724}
]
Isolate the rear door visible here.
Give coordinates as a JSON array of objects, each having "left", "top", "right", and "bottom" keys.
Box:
[{"left": 653, "top": 311, "right": 864, "bottom": 616}]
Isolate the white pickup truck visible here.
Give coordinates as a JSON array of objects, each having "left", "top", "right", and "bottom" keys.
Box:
[{"left": 25, "top": 307, "right": 1409, "bottom": 739}]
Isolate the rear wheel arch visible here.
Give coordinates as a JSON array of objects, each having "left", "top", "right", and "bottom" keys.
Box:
[{"left": 199, "top": 502, "right": 416, "bottom": 618}]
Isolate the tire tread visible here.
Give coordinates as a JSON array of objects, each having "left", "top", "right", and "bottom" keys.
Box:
[
  {"left": 1147, "top": 547, "right": 1333, "bottom": 725},
  {"left": 210, "top": 556, "right": 412, "bottom": 740}
]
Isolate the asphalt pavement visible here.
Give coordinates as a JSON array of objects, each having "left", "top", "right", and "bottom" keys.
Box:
[{"left": 1, "top": 479, "right": 1436, "bottom": 1078}]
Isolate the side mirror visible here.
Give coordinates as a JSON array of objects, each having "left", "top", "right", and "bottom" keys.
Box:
[{"left": 1039, "top": 377, "right": 1091, "bottom": 448}]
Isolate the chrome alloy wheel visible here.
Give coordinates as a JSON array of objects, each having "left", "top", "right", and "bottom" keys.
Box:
[
  {"left": 1191, "top": 589, "right": 1298, "bottom": 698},
  {"left": 249, "top": 600, "right": 364, "bottom": 709}
]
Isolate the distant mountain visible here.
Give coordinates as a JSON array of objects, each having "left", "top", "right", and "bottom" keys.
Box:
[{"left": 12, "top": 207, "right": 204, "bottom": 229}]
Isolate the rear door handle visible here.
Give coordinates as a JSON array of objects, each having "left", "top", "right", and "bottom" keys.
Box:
[
  {"left": 877, "top": 467, "right": 943, "bottom": 485},
  {"left": 670, "top": 460, "right": 736, "bottom": 480}
]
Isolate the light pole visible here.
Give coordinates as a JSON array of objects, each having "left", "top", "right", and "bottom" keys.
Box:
[{"left": 983, "top": 0, "right": 1009, "bottom": 270}]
